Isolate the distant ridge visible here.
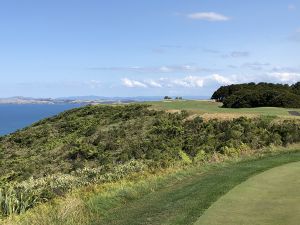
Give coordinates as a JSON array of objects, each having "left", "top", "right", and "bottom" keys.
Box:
[{"left": 0, "top": 96, "right": 209, "bottom": 104}]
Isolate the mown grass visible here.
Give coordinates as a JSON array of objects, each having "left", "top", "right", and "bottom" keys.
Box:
[
  {"left": 148, "top": 100, "right": 300, "bottom": 119},
  {"left": 4, "top": 145, "right": 300, "bottom": 225},
  {"left": 195, "top": 161, "right": 300, "bottom": 225},
  {"left": 95, "top": 147, "right": 300, "bottom": 225}
]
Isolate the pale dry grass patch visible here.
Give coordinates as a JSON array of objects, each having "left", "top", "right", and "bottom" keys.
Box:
[
  {"left": 185, "top": 112, "right": 257, "bottom": 121},
  {"left": 4, "top": 196, "right": 90, "bottom": 225},
  {"left": 201, "top": 113, "right": 257, "bottom": 121}
]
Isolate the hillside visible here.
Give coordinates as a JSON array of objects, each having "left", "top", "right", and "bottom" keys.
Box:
[
  {"left": 1, "top": 104, "right": 300, "bottom": 219},
  {"left": 0, "top": 104, "right": 164, "bottom": 182},
  {"left": 1, "top": 104, "right": 300, "bottom": 183},
  {"left": 5, "top": 147, "right": 300, "bottom": 225}
]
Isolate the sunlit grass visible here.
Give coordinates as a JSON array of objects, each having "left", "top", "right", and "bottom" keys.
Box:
[
  {"left": 148, "top": 100, "right": 300, "bottom": 119},
  {"left": 4, "top": 145, "right": 300, "bottom": 225},
  {"left": 196, "top": 161, "right": 300, "bottom": 225}
]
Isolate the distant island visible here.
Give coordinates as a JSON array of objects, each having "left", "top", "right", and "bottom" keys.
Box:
[
  {"left": 211, "top": 82, "right": 300, "bottom": 108},
  {"left": 0, "top": 96, "right": 209, "bottom": 104},
  {"left": 0, "top": 96, "right": 137, "bottom": 105}
]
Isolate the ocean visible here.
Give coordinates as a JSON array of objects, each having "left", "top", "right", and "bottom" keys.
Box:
[{"left": 0, "top": 104, "right": 82, "bottom": 136}]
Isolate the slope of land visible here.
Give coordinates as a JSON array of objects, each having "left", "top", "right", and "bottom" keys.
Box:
[
  {"left": 5, "top": 148, "right": 300, "bottom": 225},
  {"left": 1, "top": 103, "right": 300, "bottom": 183},
  {"left": 1, "top": 103, "right": 300, "bottom": 222}
]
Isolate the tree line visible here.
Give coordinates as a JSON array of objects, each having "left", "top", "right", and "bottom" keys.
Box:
[{"left": 211, "top": 82, "right": 300, "bottom": 108}]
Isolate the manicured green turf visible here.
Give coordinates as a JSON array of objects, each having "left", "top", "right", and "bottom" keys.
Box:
[
  {"left": 92, "top": 150, "right": 300, "bottom": 225},
  {"left": 196, "top": 161, "right": 300, "bottom": 225},
  {"left": 148, "top": 100, "right": 300, "bottom": 118}
]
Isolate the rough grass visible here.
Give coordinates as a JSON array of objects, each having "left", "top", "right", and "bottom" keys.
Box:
[
  {"left": 148, "top": 100, "right": 300, "bottom": 119},
  {"left": 5, "top": 145, "right": 300, "bottom": 225},
  {"left": 94, "top": 148, "right": 300, "bottom": 225},
  {"left": 196, "top": 161, "right": 300, "bottom": 225}
]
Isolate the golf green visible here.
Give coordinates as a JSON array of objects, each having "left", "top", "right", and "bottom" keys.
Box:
[{"left": 195, "top": 161, "right": 300, "bottom": 225}]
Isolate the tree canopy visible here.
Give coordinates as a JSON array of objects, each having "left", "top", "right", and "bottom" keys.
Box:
[{"left": 211, "top": 82, "right": 300, "bottom": 108}]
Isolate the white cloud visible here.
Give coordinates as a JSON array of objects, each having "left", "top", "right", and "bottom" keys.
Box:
[
  {"left": 121, "top": 74, "right": 237, "bottom": 89},
  {"left": 187, "top": 12, "right": 230, "bottom": 21},
  {"left": 173, "top": 76, "right": 205, "bottom": 88},
  {"left": 147, "top": 80, "right": 162, "bottom": 88},
  {"left": 268, "top": 72, "right": 300, "bottom": 83},
  {"left": 211, "top": 74, "right": 233, "bottom": 85},
  {"left": 122, "top": 78, "right": 147, "bottom": 88},
  {"left": 159, "top": 66, "right": 172, "bottom": 72}
]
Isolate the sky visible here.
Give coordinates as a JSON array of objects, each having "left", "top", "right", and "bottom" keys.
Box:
[{"left": 0, "top": 0, "right": 300, "bottom": 98}]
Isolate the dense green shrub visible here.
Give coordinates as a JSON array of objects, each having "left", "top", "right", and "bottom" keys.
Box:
[
  {"left": 1, "top": 104, "right": 300, "bottom": 217},
  {"left": 212, "top": 82, "right": 300, "bottom": 108},
  {"left": 1, "top": 104, "right": 300, "bottom": 183}
]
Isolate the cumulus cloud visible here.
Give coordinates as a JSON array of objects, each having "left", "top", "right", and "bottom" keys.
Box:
[
  {"left": 187, "top": 12, "right": 230, "bottom": 21},
  {"left": 147, "top": 80, "right": 163, "bottom": 88},
  {"left": 121, "top": 74, "right": 236, "bottom": 89},
  {"left": 172, "top": 76, "right": 205, "bottom": 88},
  {"left": 268, "top": 72, "right": 300, "bottom": 83},
  {"left": 122, "top": 78, "right": 147, "bottom": 88},
  {"left": 211, "top": 74, "right": 233, "bottom": 85}
]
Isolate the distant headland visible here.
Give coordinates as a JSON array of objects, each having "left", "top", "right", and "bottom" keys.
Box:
[{"left": 0, "top": 96, "right": 209, "bottom": 104}]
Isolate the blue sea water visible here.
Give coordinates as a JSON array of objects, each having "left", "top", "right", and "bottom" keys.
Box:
[{"left": 0, "top": 104, "right": 82, "bottom": 136}]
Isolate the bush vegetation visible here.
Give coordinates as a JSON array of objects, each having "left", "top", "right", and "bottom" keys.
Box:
[
  {"left": 5, "top": 147, "right": 300, "bottom": 225},
  {"left": 211, "top": 82, "right": 300, "bottom": 108},
  {"left": 0, "top": 104, "right": 300, "bottom": 217}
]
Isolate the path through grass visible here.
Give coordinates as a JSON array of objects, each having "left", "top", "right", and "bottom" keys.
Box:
[{"left": 195, "top": 161, "right": 300, "bottom": 225}]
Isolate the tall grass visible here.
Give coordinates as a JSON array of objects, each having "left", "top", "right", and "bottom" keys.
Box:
[
  {"left": 4, "top": 144, "right": 300, "bottom": 225},
  {"left": 0, "top": 160, "right": 147, "bottom": 218}
]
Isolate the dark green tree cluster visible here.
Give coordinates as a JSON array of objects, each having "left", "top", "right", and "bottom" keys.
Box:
[
  {"left": 211, "top": 82, "right": 300, "bottom": 108},
  {"left": 1, "top": 104, "right": 300, "bottom": 183}
]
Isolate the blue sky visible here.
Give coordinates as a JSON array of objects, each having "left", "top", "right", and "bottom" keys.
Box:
[{"left": 0, "top": 0, "right": 299, "bottom": 97}]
